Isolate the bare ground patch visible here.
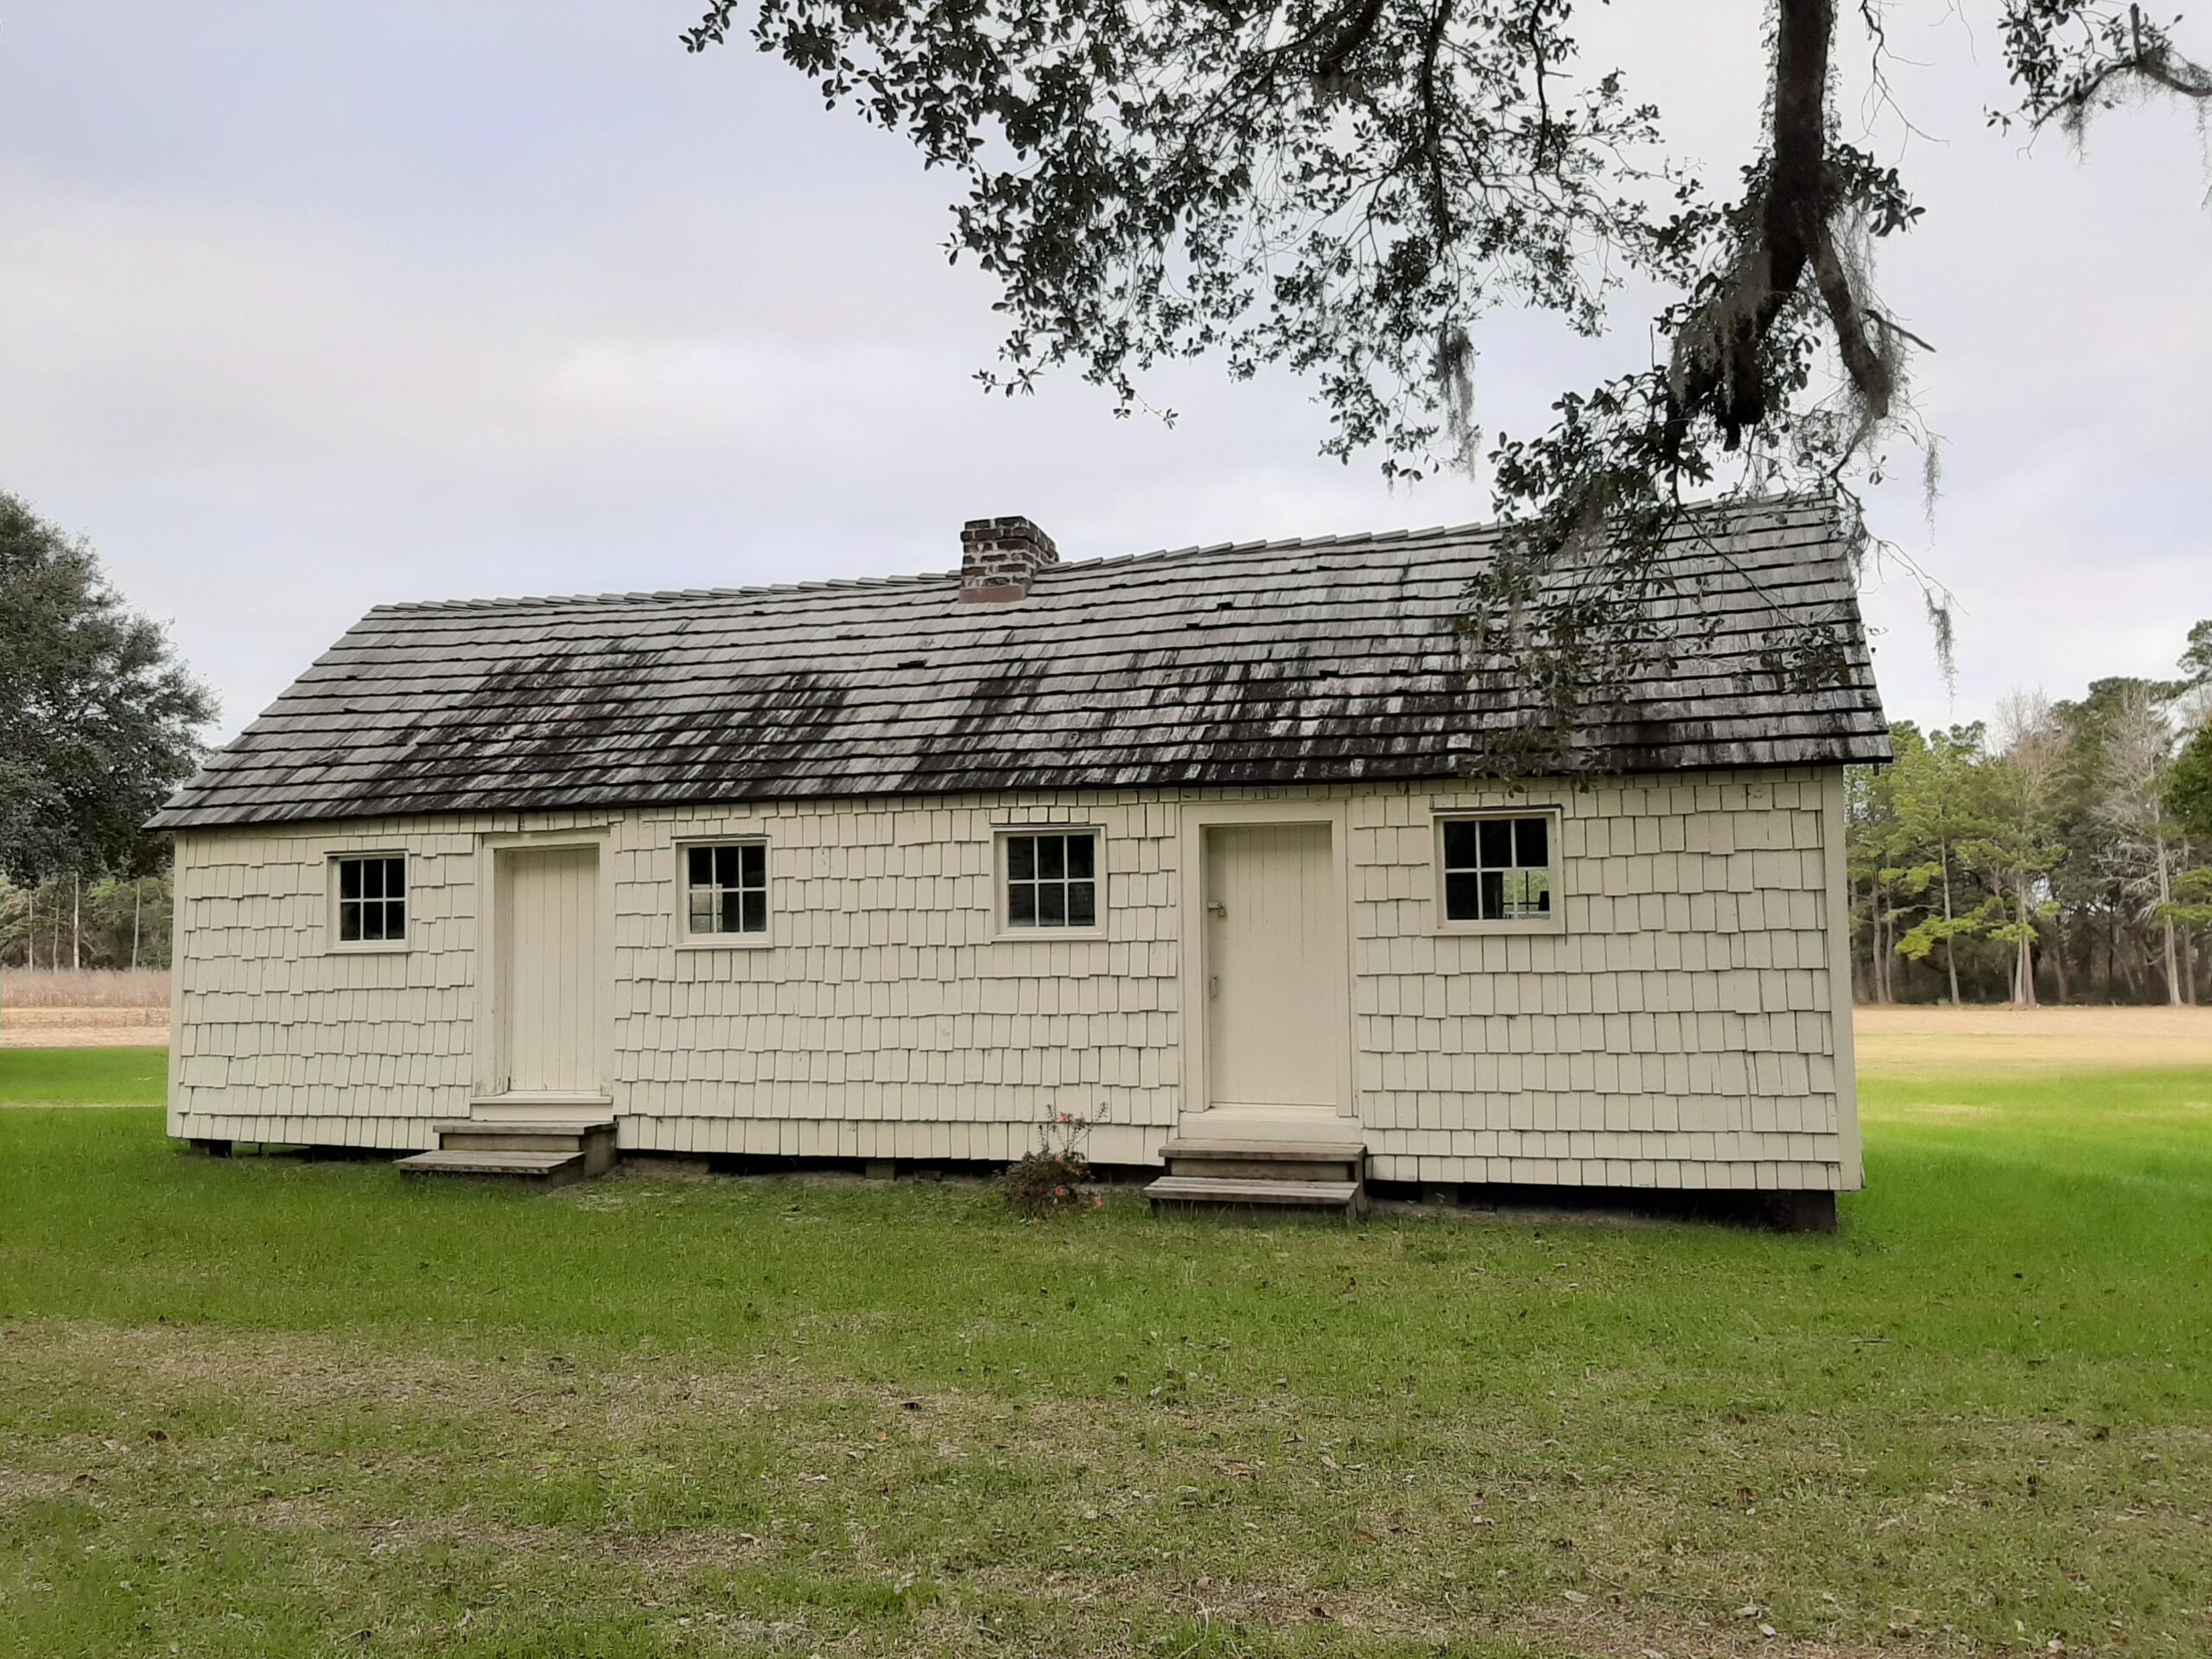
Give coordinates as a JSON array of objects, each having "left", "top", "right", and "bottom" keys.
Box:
[{"left": 1, "top": 1006, "right": 169, "bottom": 1050}]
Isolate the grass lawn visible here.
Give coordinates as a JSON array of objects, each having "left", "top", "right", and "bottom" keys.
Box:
[
  {"left": 2, "top": 1047, "right": 2208, "bottom": 1657},
  {"left": 0, "top": 1046, "right": 168, "bottom": 1109}
]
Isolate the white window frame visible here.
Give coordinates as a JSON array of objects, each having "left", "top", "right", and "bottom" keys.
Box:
[
  {"left": 1433, "top": 808, "right": 1565, "bottom": 935},
  {"left": 327, "top": 850, "right": 411, "bottom": 954},
  {"left": 991, "top": 824, "right": 1106, "bottom": 941},
  {"left": 674, "top": 836, "right": 774, "bottom": 950}
]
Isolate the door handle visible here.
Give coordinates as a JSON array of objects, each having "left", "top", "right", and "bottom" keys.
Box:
[
  {"left": 1209, "top": 975, "right": 1219, "bottom": 1000},
  {"left": 1206, "top": 900, "right": 1227, "bottom": 917}
]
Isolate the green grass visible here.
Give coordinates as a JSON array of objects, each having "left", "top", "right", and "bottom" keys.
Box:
[
  {"left": 0, "top": 1046, "right": 167, "bottom": 1109},
  {"left": 3, "top": 1053, "right": 2209, "bottom": 1657}
]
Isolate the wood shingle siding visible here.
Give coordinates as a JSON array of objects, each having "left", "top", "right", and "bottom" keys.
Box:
[
  {"left": 168, "top": 771, "right": 1860, "bottom": 1192},
  {"left": 150, "top": 499, "right": 1887, "bottom": 830}
]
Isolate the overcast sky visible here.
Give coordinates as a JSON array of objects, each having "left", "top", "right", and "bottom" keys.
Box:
[{"left": 3, "top": 2, "right": 2207, "bottom": 742}]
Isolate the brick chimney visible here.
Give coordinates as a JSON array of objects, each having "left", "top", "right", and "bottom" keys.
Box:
[{"left": 958, "top": 516, "right": 1058, "bottom": 602}]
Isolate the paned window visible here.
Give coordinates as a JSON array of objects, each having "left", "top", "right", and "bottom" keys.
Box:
[
  {"left": 1004, "top": 831, "right": 1097, "bottom": 929},
  {"left": 687, "top": 842, "right": 768, "bottom": 936},
  {"left": 335, "top": 855, "right": 406, "bottom": 944},
  {"left": 1440, "top": 816, "right": 1554, "bottom": 923}
]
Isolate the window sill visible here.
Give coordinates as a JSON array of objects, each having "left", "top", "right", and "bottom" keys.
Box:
[
  {"left": 327, "top": 939, "right": 410, "bottom": 956},
  {"left": 988, "top": 926, "right": 1107, "bottom": 944},
  {"left": 1433, "top": 917, "right": 1565, "bottom": 938},
  {"left": 676, "top": 934, "right": 775, "bottom": 951}
]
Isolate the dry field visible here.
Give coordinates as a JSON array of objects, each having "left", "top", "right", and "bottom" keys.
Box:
[
  {"left": 1, "top": 1007, "right": 168, "bottom": 1049},
  {"left": 0, "top": 967, "right": 169, "bottom": 1008},
  {"left": 1854, "top": 1001, "right": 2212, "bottom": 1074},
  {"left": 2, "top": 969, "right": 169, "bottom": 1048}
]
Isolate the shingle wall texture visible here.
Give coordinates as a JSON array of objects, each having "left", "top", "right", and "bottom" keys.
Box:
[{"left": 168, "top": 769, "right": 1860, "bottom": 1192}]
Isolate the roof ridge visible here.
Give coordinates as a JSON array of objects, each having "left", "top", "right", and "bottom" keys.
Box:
[
  {"left": 366, "top": 494, "right": 1834, "bottom": 615},
  {"left": 370, "top": 567, "right": 957, "bottom": 615}
]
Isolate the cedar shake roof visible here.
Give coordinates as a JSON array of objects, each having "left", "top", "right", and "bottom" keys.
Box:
[{"left": 150, "top": 496, "right": 1891, "bottom": 830}]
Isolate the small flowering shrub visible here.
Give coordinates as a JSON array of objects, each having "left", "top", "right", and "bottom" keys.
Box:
[{"left": 1002, "top": 1109, "right": 1104, "bottom": 1218}]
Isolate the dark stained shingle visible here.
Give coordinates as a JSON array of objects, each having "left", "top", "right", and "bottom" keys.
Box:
[{"left": 150, "top": 498, "right": 1891, "bottom": 830}]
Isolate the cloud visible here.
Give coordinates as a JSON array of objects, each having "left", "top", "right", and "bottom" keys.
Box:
[{"left": 540, "top": 332, "right": 971, "bottom": 457}]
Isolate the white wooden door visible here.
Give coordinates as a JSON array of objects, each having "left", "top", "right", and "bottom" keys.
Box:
[
  {"left": 1203, "top": 822, "right": 1343, "bottom": 1113},
  {"left": 498, "top": 846, "right": 601, "bottom": 1095}
]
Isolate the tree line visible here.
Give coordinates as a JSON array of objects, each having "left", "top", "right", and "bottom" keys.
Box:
[
  {"left": 1848, "top": 627, "right": 2212, "bottom": 1006},
  {"left": 0, "top": 493, "right": 213, "bottom": 976},
  {"left": 0, "top": 873, "right": 175, "bottom": 974}
]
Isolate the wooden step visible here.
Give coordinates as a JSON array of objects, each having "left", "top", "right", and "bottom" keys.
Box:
[
  {"left": 396, "top": 1147, "right": 586, "bottom": 1187},
  {"left": 1145, "top": 1175, "right": 1366, "bottom": 1217},
  {"left": 431, "top": 1119, "right": 617, "bottom": 1176},
  {"left": 433, "top": 1119, "right": 613, "bottom": 1137},
  {"left": 1160, "top": 1138, "right": 1365, "bottom": 1161},
  {"left": 1162, "top": 1137, "right": 1364, "bottom": 1183},
  {"left": 467, "top": 1093, "right": 614, "bottom": 1126},
  {"left": 433, "top": 1122, "right": 609, "bottom": 1153}
]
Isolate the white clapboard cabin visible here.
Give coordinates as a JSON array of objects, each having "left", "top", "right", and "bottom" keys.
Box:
[{"left": 150, "top": 498, "right": 1890, "bottom": 1225}]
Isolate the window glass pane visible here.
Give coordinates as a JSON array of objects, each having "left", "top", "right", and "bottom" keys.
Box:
[
  {"left": 339, "top": 901, "right": 361, "bottom": 942},
  {"left": 1038, "top": 882, "right": 1066, "bottom": 926},
  {"left": 688, "top": 893, "right": 715, "bottom": 933},
  {"left": 741, "top": 893, "right": 767, "bottom": 933},
  {"left": 688, "top": 846, "right": 713, "bottom": 886},
  {"left": 1007, "top": 883, "right": 1036, "bottom": 925},
  {"left": 1442, "top": 820, "right": 1479, "bottom": 870},
  {"left": 1523, "top": 871, "right": 1554, "bottom": 915},
  {"left": 1007, "top": 836, "right": 1035, "bottom": 880},
  {"left": 339, "top": 860, "right": 361, "bottom": 899},
  {"left": 385, "top": 859, "right": 405, "bottom": 899},
  {"left": 740, "top": 842, "right": 766, "bottom": 888},
  {"left": 720, "top": 890, "right": 745, "bottom": 933},
  {"left": 363, "top": 859, "right": 385, "bottom": 899},
  {"left": 360, "top": 902, "right": 385, "bottom": 942},
  {"left": 1514, "top": 817, "right": 1548, "bottom": 869},
  {"left": 1037, "top": 836, "right": 1065, "bottom": 880},
  {"left": 1065, "top": 835, "right": 1095, "bottom": 879},
  {"left": 389, "top": 899, "right": 409, "bottom": 939},
  {"left": 1444, "top": 872, "right": 1482, "bottom": 922},
  {"left": 1493, "top": 872, "right": 1529, "bottom": 918},
  {"left": 712, "top": 845, "right": 739, "bottom": 886},
  {"left": 1442, "top": 817, "right": 1555, "bottom": 922},
  {"left": 1067, "top": 880, "right": 1096, "bottom": 928}
]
